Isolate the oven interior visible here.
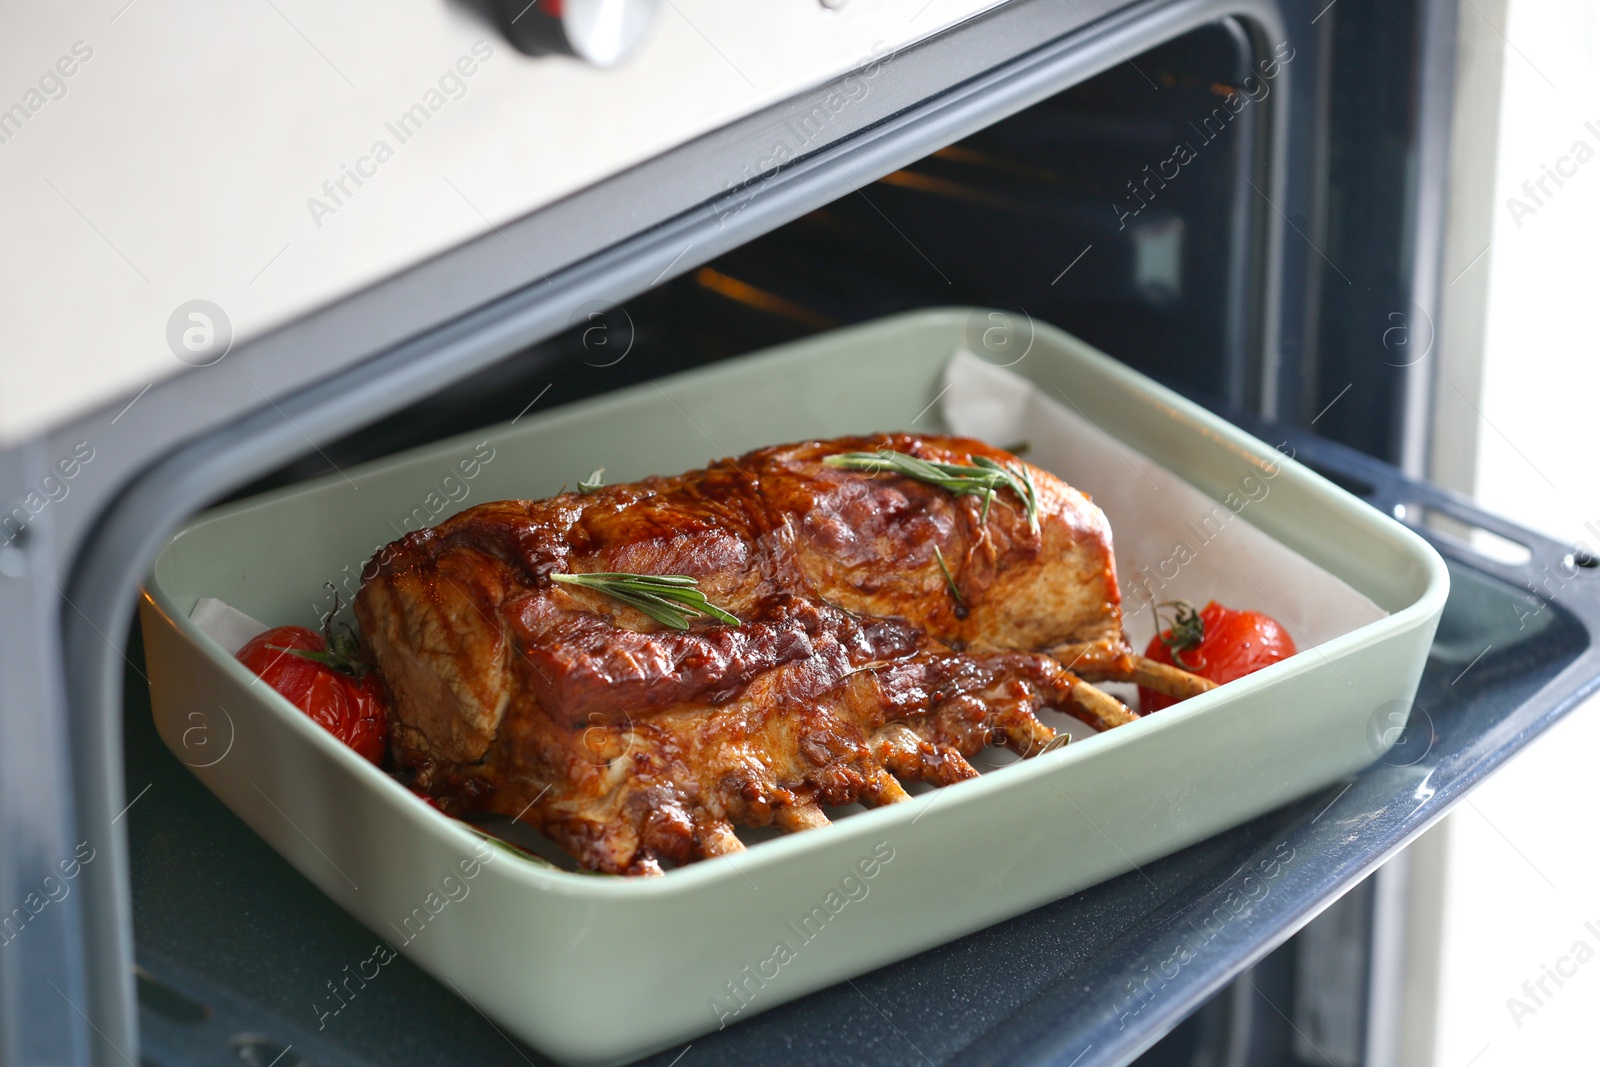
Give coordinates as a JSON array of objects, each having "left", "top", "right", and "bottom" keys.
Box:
[{"left": 235, "top": 20, "right": 1266, "bottom": 500}]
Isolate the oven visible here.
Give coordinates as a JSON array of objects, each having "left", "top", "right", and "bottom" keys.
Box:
[{"left": 4, "top": 0, "right": 1597, "bottom": 1065}]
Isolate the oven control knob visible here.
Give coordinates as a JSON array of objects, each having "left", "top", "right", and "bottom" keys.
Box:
[{"left": 500, "top": 0, "right": 661, "bottom": 67}]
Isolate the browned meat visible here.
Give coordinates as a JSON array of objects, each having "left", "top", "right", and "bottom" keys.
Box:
[{"left": 355, "top": 432, "right": 1202, "bottom": 875}]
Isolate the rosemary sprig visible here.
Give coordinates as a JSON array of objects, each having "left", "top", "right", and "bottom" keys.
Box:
[
  {"left": 933, "top": 545, "right": 963, "bottom": 605},
  {"left": 459, "top": 822, "right": 561, "bottom": 870},
  {"left": 577, "top": 468, "right": 606, "bottom": 494},
  {"left": 1013, "top": 461, "right": 1039, "bottom": 528},
  {"left": 823, "top": 449, "right": 1040, "bottom": 533},
  {"left": 552, "top": 571, "right": 740, "bottom": 631},
  {"left": 1038, "top": 732, "right": 1072, "bottom": 755}
]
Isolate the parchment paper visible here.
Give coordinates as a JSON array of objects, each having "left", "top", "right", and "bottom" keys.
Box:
[{"left": 190, "top": 596, "right": 268, "bottom": 657}]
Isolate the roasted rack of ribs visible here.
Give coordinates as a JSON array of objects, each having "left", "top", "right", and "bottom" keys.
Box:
[{"left": 356, "top": 433, "right": 1211, "bottom": 875}]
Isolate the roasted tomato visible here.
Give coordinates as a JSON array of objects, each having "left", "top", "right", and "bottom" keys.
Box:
[
  {"left": 236, "top": 625, "right": 389, "bottom": 764},
  {"left": 1139, "top": 600, "right": 1297, "bottom": 713}
]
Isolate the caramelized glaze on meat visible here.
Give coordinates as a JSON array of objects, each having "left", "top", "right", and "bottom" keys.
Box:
[{"left": 356, "top": 433, "right": 1132, "bottom": 874}]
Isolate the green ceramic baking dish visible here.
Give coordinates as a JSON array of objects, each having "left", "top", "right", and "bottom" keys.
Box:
[{"left": 139, "top": 309, "right": 1448, "bottom": 1066}]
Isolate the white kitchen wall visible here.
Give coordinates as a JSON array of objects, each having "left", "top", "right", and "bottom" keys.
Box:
[{"left": 1420, "top": 2, "right": 1600, "bottom": 1064}]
